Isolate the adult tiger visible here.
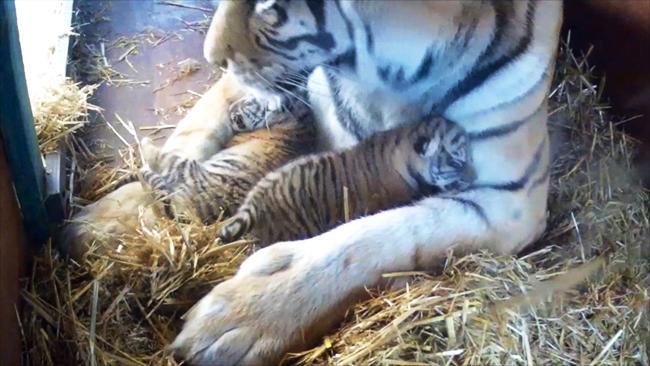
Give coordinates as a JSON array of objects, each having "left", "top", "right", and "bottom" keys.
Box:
[{"left": 172, "top": 1, "right": 563, "bottom": 365}]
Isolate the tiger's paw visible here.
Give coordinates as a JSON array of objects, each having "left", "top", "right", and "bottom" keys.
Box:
[
  {"left": 171, "top": 241, "right": 351, "bottom": 366},
  {"left": 57, "top": 182, "right": 157, "bottom": 259}
]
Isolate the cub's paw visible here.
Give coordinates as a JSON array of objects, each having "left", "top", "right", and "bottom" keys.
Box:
[
  {"left": 218, "top": 214, "right": 251, "bottom": 243},
  {"left": 229, "top": 96, "right": 268, "bottom": 132}
]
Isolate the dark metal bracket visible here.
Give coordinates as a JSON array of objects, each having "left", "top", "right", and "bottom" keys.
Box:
[{"left": 44, "top": 148, "right": 67, "bottom": 224}]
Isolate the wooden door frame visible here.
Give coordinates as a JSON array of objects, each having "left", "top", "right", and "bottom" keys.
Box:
[{"left": 0, "top": 0, "right": 50, "bottom": 247}]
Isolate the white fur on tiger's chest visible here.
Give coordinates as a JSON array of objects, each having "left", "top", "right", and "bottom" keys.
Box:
[
  {"left": 307, "top": 67, "right": 431, "bottom": 152},
  {"left": 307, "top": 67, "right": 357, "bottom": 151}
]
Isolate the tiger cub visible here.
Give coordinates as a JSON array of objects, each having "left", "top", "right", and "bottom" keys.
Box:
[
  {"left": 219, "top": 117, "right": 476, "bottom": 246},
  {"left": 139, "top": 97, "right": 315, "bottom": 223}
]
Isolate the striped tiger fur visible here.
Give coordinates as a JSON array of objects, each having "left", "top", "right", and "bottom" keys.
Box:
[
  {"left": 139, "top": 98, "right": 315, "bottom": 223},
  {"left": 171, "top": 1, "right": 564, "bottom": 365},
  {"left": 219, "top": 116, "right": 474, "bottom": 246}
]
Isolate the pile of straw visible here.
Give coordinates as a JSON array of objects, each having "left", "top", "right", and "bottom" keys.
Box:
[
  {"left": 32, "top": 79, "right": 99, "bottom": 154},
  {"left": 20, "top": 42, "right": 648, "bottom": 365}
]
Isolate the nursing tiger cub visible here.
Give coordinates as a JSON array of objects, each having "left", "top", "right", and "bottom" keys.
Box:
[
  {"left": 139, "top": 97, "right": 315, "bottom": 223},
  {"left": 220, "top": 117, "right": 474, "bottom": 246}
]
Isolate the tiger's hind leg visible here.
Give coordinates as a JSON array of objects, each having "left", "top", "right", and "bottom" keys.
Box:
[
  {"left": 139, "top": 136, "right": 215, "bottom": 222},
  {"left": 140, "top": 137, "right": 163, "bottom": 172}
]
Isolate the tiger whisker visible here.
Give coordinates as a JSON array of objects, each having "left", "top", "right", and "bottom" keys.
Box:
[
  {"left": 282, "top": 68, "right": 311, "bottom": 80},
  {"left": 278, "top": 76, "right": 322, "bottom": 94},
  {"left": 322, "top": 64, "right": 364, "bottom": 85},
  {"left": 287, "top": 64, "right": 356, "bottom": 89},
  {"left": 281, "top": 71, "right": 311, "bottom": 84},
  {"left": 253, "top": 71, "right": 306, "bottom": 105},
  {"left": 275, "top": 78, "right": 330, "bottom": 99},
  {"left": 278, "top": 69, "right": 334, "bottom": 94},
  {"left": 279, "top": 73, "right": 309, "bottom": 85},
  {"left": 282, "top": 69, "right": 332, "bottom": 89},
  {"left": 275, "top": 86, "right": 312, "bottom": 109},
  {"left": 254, "top": 71, "right": 312, "bottom": 109}
]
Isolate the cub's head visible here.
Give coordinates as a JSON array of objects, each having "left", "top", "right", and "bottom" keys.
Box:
[
  {"left": 409, "top": 118, "right": 475, "bottom": 192},
  {"left": 204, "top": 0, "right": 352, "bottom": 99}
]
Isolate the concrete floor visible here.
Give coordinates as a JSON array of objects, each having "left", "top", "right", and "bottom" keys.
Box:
[{"left": 72, "top": 0, "right": 218, "bottom": 163}]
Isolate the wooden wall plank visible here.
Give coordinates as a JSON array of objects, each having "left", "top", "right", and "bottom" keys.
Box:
[
  {"left": 15, "top": 0, "right": 74, "bottom": 108},
  {"left": 0, "top": 138, "right": 26, "bottom": 366},
  {"left": 564, "top": 0, "right": 650, "bottom": 173},
  {"left": 0, "top": 0, "right": 50, "bottom": 246}
]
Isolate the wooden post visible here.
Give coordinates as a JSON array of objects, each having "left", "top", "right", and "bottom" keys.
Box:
[
  {"left": 0, "top": 139, "right": 26, "bottom": 366},
  {"left": 0, "top": 0, "right": 50, "bottom": 247}
]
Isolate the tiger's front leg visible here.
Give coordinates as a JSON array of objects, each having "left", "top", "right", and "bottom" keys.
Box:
[
  {"left": 58, "top": 72, "right": 248, "bottom": 257},
  {"left": 171, "top": 184, "right": 548, "bottom": 365},
  {"left": 158, "top": 71, "right": 249, "bottom": 159}
]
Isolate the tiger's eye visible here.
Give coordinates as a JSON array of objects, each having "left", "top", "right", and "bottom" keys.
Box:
[{"left": 258, "top": 7, "right": 278, "bottom": 25}]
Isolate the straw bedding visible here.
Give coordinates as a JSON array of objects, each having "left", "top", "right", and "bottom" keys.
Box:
[
  {"left": 32, "top": 79, "right": 100, "bottom": 154},
  {"left": 20, "top": 41, "right": 649, "bottom": 365}
]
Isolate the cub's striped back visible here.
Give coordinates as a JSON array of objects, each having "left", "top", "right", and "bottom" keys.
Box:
[{"left": 219, "top": 117, "right": 475, "bottom": 246}]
